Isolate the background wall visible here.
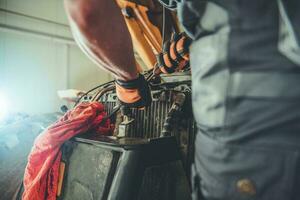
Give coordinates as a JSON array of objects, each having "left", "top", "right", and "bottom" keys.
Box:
[{"left": 0, "top": 0, "right": 112, "bottom": 115}]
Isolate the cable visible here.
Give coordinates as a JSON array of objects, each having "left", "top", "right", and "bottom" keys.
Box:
[
  {"left": 99, "top": 105, "right": 121, "bottom": 126},
  {"left": 93, "top": 85, "right": 115, "bottom": 102},
  {"left": 74, "top": 80, "right": 115, "bottom": 106}
]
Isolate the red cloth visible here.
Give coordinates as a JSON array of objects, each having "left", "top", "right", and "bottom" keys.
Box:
[{"left": 22, "top": 102, "right": 113, "bottom": 200}]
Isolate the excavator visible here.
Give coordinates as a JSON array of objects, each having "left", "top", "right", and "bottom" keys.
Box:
[{"left": 2, "top": 1, "right": 196, "bottom": 199}]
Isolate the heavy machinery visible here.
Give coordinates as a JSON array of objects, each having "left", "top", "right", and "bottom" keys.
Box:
[
  {"left": 55, "top": 71, "right": 196, "bottom": 200},
  {"left": 11, "top": 1, "right": 197, "bottom": 199},
  {"left": 53, "top": 0, "right": 197, "bottom": 195}
]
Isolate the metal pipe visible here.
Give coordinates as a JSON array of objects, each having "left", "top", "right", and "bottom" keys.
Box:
[
  {"left": 133, "top": 8, "right": 162, "bottom": 53},
  {"left": 0, "top": 8, "right": 69, "bottom": 28},
  {"left": 0, "top": 23, "right": 76, "bottom": 45}
]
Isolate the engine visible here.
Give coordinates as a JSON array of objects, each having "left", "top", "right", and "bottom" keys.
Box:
[
  {"left": 54, "top": 72, "right": 196, "bottom": 200},
  {"left": 99, "top": 72, "right": 196, "bottom": 175}
]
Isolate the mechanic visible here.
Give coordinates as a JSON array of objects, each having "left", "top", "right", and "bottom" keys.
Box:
[{"left": 64, "top": 0, "right": 300, "bottom": 199}]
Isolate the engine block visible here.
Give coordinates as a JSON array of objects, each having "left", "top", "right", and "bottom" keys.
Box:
[{"left": 99, "top": 72, "right": 196, "bottom": 175}]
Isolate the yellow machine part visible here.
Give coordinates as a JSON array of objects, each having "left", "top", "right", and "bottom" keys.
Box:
[
  {"left": 56, "top": 162, "right": 66, "bottom": 197},
  {"left": 115, "top": 0, "right": 165, "bottom": 70}
]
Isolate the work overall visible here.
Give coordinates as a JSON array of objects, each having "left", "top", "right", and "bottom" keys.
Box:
[{"left": 159, "top": 0, "right": 300, "bottom": 199}]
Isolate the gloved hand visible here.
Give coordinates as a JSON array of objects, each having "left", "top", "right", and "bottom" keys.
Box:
[
  {"left": 115, "top": 74, "right": 152, "bottom": 108},
  {"left": 157, "top": 32, "right": 192, "bottom": 74}
]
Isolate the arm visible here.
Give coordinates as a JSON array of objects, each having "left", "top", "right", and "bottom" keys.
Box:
[
  {"left": 64, "top": 0, "right": 138, "bottom": 81},
  {"left": 64, "top": 0, "right": 151, "bottom": 108}
]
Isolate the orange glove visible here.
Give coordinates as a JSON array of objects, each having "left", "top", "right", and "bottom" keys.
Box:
[
  {"left": 115, "top": 74, "right": 152, "bottom": 108},
  {"left": 157, "top": 32, "right": 192, "bottom": 74}
]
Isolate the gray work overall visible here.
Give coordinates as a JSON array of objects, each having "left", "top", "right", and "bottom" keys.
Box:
[{"left": 159, "top": 0, "right": 300, "bottom": 199}]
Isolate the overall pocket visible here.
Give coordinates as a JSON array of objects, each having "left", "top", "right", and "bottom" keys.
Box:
[{"left": 194, "top": 133, "right": 300, "bottom": 200}]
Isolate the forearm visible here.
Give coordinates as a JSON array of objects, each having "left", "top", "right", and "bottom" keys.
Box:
[{"left": 64, "top": 0, "right": 138, "bottom": 81}]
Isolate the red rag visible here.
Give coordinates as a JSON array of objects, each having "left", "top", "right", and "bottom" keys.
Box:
[{"left": 22, "top": 102, "right": 113, "bottom": 200}]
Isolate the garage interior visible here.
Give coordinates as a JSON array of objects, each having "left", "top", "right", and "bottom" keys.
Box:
[
  {"left": 1, "top": 0, "right": 300, "bottom": 200},
  {"left": 1, "top": 0, "right": 194, "bottom": 199}
]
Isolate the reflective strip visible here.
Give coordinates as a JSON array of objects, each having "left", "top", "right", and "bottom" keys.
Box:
[
  {"left": 277, "top": 0, "right": 300, "bottom": 65},
  {"left": 57, "top": 162, "right": 66, "bottom": 197},
  {"left": 229, "top": 72, "right": 300, "bottom": 98}
]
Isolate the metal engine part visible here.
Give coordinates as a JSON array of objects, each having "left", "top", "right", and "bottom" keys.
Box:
[{"left": 99, "top": 72, "right": 196, "bottom": 175}]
